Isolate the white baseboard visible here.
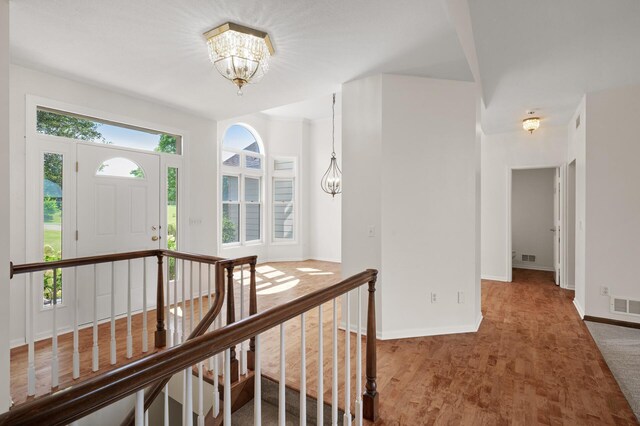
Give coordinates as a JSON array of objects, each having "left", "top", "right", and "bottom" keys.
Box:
[
  {"left": 573, "top": 298, "right": 585, "bottom": 319},
  {"left": 512, "top": 264, "right": 555, "bottom": 272},
  {"left": 308, "top": 257, "right": 341, "bottom": 263},
  {"left": 481, "top": 274, "right": 508, "bottom": 282},
  {"left": 378, "top": 320, "right": 482, "bottom": 340}
]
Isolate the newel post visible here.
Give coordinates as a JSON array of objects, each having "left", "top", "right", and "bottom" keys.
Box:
[
  {"left": 247, "top": 259, "right": 257, "bottom": 370},
  {"left": 363, "top": 271, "right": 379, "bottom": 421},
  {"left": 226, "top": 264, "right": 239, "bottom": 383},
  {"left": 154, "top": 254, "right": 166, "bottom": 348}
]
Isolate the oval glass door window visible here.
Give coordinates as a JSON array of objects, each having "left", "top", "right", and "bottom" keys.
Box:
[{"left": 96, "top": 157, "right": 145, "bottom": 178}]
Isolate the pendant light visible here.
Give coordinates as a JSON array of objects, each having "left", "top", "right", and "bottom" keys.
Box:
[{"left": 320, "top": 93, "right": 342, "bottom": 197}]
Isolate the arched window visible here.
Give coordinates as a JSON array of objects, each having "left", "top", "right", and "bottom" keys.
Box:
[{"left": 220, "top": 124, "right": 264, "bottom": 245}]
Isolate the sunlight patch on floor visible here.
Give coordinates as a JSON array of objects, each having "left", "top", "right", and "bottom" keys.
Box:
[
  {"left": 169, "top": 306, "right": 183, "bottom": 317},
  {"left": 309, "top": 272, "right": 334, "bottom": 276},
  {"left": 257, "top": 279, "right": 300, "bottom": 295},
  {"left": 264, "top": 270, "right": 285, "bottom": 279},
  {"left": 297, "top": 267, "right": 321, "bottom": 272},
  {"left": 256, "top": 265, "right": 276, "bottom": 274}
]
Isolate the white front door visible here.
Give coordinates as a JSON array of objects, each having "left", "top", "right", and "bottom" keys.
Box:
[{"left": 76, "top": 143, "right": 161, "bottom": 323}]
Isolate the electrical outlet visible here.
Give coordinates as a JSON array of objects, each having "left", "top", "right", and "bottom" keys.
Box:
[
  {"left": 368, "top": 226, "right": 376, "bottom": 237},
  {"left": 458, "top": 291, "right": 465, "bottom": 304},
  {"left": 430, "top": 292, "right": 437, "bottom": 303},
  {"left": 600, "top": 286, "right": 609, "bottom": 296}
]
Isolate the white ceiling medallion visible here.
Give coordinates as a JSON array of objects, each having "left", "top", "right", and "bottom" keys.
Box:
[{"left": 204, "top": 22, "right": 274, "bottom": 96}]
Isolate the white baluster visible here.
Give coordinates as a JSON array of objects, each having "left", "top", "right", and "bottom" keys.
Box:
[
  {"left": 279, "top": 323, "right": 286, "bottom": 426},
  {"left": 189, "top": 260, "right": 194, "bottom": 334},
  {"left": 135, "top": 389, "right": 144, "bottom": 426},
  {"left": 355, "top": 287, "right": 363, "bottom": 426},
  {"left": 344, "top": 291, "right": 351, "bottom": 425},
  {"left": 173, "top": 258, "right": 179, "bottom": 344},
  {"left": 317, "top": 305, "right": 323, "bottom": 425},
  {"left": 145, "top": 410, "right": 149, "bottom": 426},
  {"left": 254, "top": 334, "right": 261, "bottom": 426},
  {"left": 332, "top": 298, "right": 338, "bottom": 426},
  {"left": 143, "top": 257, "right": 148, "bottom": 353},
  {"left": 110, "top": 262, "right": 116, "bottom": 365},
  {"left": 73, "top": 267, "right": 79, "bottom": 379},
  {"left": 224, "top": 348, "right": 231, "bottom": 425},
  {"left": 166, "top": 256, "right": 172, "bottom": 347},
  {"left": 198, "top": 263, "right": 204, "bottom": 426},
  {"left": 300, "top": 313, "right": 307, "bottom": 426},
  {"left": 27, "top": 273, "right": 35, "bottom": 396},
  {"left": 127, "top": 259, "right": 133, "bottom": 359},
  {"left": 92, "top": 264, "right": 99, "bottom": 372},
  {"left": 51, "top": 268, "right": 59, "bottom": 389},
  {"left": 185, "top": 366, "right": 193, "bottom": 426},
  {"left": 240, "top": 265, "right": 246, "bottom": 375},
  {"left": 164, "top": 384, "right": 169, "bottom": 426}
]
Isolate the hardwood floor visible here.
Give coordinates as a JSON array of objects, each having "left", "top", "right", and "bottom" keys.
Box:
[{"left": 10, "top": 263, "right": 638, "bottom": 425}]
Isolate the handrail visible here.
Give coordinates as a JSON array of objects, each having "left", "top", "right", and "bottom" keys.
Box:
[
  {"left": 9, "top": 249, "right": 225, "bottom": 278},
  {"left": 0, "top": 268, "right": 378, "bottom": 426}
]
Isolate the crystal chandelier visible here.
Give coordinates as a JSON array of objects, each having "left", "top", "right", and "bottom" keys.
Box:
[
  {"left": 321, "top": 94, "right": 342, "bottom": 197},
  {"left": 204, "top": 22, "right": 274, "bottom": 95},
  {"left": 522, "top": 112, "right": 540, "bottom": 134}
]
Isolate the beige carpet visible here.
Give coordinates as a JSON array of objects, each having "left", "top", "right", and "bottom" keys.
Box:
[{"left": 586, "top": 321, "right": 640, "bottom": 420}]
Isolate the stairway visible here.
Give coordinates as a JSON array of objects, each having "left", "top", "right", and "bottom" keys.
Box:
[{"left": 228, "top": 376, "right": 341, "bottom": 425}]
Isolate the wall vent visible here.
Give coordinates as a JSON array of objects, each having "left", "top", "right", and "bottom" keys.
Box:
[
  {"left": 576, "top": 115, "right": 581, "bottom": 129},
  {"left": 520, "top": 254, "right": 536, "bottom": 262},
  {"left": 610, "top": 296, "right": 640, "bottom": 316}
]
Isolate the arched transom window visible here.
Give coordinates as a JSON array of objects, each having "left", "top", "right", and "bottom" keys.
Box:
[{"left": 220, "top": 124, "right": 264, "bottom": 245}]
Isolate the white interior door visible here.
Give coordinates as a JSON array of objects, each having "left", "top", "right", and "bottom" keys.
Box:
[{"left": 76, "top": 143, "right": 160, "bottom": 323}]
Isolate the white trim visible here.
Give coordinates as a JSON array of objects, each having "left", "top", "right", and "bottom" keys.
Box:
[
  {"left": 507, "top": 164, "right": 564, "bottom": 284},
  {"left": 573, "top": 299, "right": 585, "bottom": 319},
  {"left": 378, "top": 318, "right": 483, "bottom": 340},
  {"left": 481, "top": 274, "right": 509, "bottom": 282},
  {"left": 511, "top": 264, "right": 555, "bottom": 272}
]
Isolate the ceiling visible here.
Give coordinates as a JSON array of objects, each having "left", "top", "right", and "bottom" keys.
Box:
[
  {"left": 10, "top": 0, "right": 472, "bottom": 121},
  {"left": 469, "top": 0, "right": 640, "bottom": 134}
]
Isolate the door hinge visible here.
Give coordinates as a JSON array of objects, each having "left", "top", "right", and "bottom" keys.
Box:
[
  {"left": 76, "top": 161, "right": 79, "bottom": 172},
  {"left": 75, "top": 230, "right": 78, "bottom": 241}
]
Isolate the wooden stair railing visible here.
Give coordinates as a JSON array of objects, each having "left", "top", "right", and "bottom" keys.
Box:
[
  {"left": 119, "top": 256, "right": 257, "bottom": 426},
  {"left": 0, "top": 268, "right": 379, "bottom": 426}
]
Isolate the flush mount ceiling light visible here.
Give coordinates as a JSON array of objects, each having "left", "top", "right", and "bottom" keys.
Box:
[
  {"left": 204, "top": 22, "right": 274, "bottom": 96},
  {"left": 522, "top": 112, "right": 540, "bottom": 134}
]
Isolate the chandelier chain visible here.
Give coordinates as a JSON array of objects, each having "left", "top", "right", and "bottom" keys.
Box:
[{"left": 331, "top": 93, "right": 336, "bottom": 156}]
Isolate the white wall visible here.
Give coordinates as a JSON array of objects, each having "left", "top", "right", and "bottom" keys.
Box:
[
  {"left": 9, "top": 65, "right": 217, "bottom": 344},
  {"left": 584, "top": 85, "right": 640, "bottom": 323},
  {"left": 481, "top": 126, "right": 568, "bottom": 281},
  {"left": 216, "top": 114, "right": 310, "bottom": 263},
  {"left": 0, "top": 0, "right": 11, "bottom": 411},
  {"left": 343, "top": 74, "right": 480, "bottom": 339},
  {"left": 342, "top": 74, "right": 383, "bottom": 329},
  {"left": 511, "top": 168, "right": 555, "bottom": 271},
  {"left": 309, "top": 116, "right": 341, "bottom": 262}
]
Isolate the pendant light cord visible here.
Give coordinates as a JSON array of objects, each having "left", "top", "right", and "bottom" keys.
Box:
[{"left": 331, "top": 93, "right": 336, "bottom": 156}]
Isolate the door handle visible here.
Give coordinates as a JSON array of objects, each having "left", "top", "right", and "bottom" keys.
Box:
[
  {"left": 152, "top": 236, "right": 159, "bottom": 241},
  {"left": 550, "top": 228, "right": 555, "bottom": 232}
]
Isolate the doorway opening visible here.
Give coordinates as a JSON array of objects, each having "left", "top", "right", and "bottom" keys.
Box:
[
  {"left": 509, "top": 167, "right": 559, "bottom": 284},
  {"left": 566, "top": 160, "right": 576, "bottom": 288}
]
